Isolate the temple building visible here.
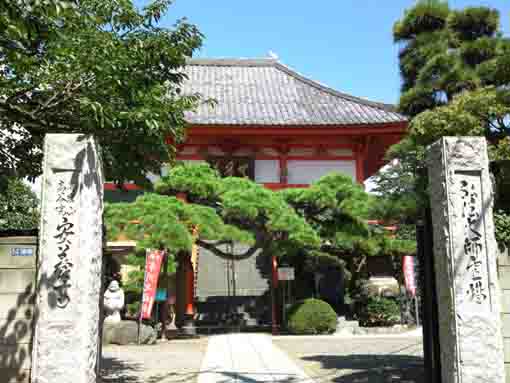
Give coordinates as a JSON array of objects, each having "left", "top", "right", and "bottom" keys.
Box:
[
  {"left": 105, "top": 57, "right": 408, "bottom": 332},
  {"left": 172, "top": 57, "right": 406, "bottom": 187}
]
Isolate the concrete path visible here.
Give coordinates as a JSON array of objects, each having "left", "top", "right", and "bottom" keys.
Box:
[{"left": 198, "top": 333, "right": 312, "bottom": 383}]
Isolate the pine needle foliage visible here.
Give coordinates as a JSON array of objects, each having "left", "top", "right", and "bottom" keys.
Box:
[
  {"left": 105, "top": 164, "right": 416, "bottom": 267},
  {"left": 372, "top": 2, "right": 509, "bottom": 241}
]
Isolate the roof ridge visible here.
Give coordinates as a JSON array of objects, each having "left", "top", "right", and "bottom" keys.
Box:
[{"left": 186, "top": 57, "right": 278, "bottom": 67}]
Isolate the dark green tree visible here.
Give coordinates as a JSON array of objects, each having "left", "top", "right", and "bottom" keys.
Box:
[
  {"left": 0, "top": 178, "right": 39, "bottom": 230},
  {"left": 105, "top": 164, "right": 415, "bottom": 281},
  {"left": 0, "top": 0, "right": 205, "bottom": 187},
  {"left": 105, "top": 164, "right": 321, "bottom": 264},
  {"left": 281, "top": 175, "right": 415, "bottom": 293},
  {"left": 372, "top": 1, "right": 510, "bottom": 239}
]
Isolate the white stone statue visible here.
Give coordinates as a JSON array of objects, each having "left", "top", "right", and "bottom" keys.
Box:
[{"left": 103, "top": 280, "right": 125, "bottom": 323}]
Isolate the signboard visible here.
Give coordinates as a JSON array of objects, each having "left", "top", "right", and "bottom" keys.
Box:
[
  {"left": 278, "top": 267, "right": 295, "bottom": 281},
  {"left": 11, "top": 247, "right": 34, "bottom": 257},
  {"left": 140, "top": 250, "right": 165, "bottom": 319},
  {"left": 403, "top": 255, "right": 417, "bottom": 297}
]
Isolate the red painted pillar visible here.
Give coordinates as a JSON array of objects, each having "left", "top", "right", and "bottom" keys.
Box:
[
  {"left": 176, "top": 192, "right": 196, "bottom": 335},
  {"left": 356, "top": 153, "right": 365, "bottom": 184},
  {"left": 184, "top": 254, "right": 195, "bottom": 316},
  {"left": 271, "top": 255, "right": 279, "bottom": 335},
  {"left": 278, "top": 144, "right": 289, "bottom": 186},
  {"left": 355, "top": 140, "right": 368, "bottom": 185},
  {"left": 177, "top": 252, "right": 196, "bottom": 336}
]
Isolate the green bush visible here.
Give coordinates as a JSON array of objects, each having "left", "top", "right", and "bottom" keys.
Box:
[
  {"left": 287, "top": 298, "right": 337, "bottom": 335},
  {"left": 494, "top": 210, "right": 510, "bottom": 249},
  {"left": 359, "top": 297, "right": 401, "bottom": 327}
]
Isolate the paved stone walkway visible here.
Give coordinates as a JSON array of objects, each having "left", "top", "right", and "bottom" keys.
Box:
[{"left": 198, "top": 333, "right": 312, "bottom": 383}]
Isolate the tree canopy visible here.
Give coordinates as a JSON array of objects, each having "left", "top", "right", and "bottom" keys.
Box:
[
  {"left": 0, "top": 0, "right": 205, "bottom": 187},
  {"left": 394, "top": 1, "right": 509, "bottom": 154},
  {"left": 372, "top": 1, "right": 510, "bottom": 230},
  {"left": 105, "top": 164, "right": 416, "bottom": 274},
  {"left": 0, "top": 178, "right": 39, "bottom": 230},
  {"left": 106, "top": 163, "right": 321, "bottom": 261}
]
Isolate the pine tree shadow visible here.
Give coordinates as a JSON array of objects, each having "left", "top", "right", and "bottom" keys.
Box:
[
  {"left": 0, "top": 283, "right": 38, "bottom": 383},
  {"left": 101, "top": 356, "right": 212, "bottom": 383},
  {"left": 100, "top": 356, "right": 143, "bottom": 383},
  {"left": 301, "top": 354, "right": 424, "bottom": 382}
]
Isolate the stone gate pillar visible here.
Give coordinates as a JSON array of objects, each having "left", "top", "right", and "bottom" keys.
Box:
[
  {"left": 427, "top": 137, "right": 505, "bottom": 383},
  {"left": 31, "top": 134, "right": 104, "bottom": 383}
]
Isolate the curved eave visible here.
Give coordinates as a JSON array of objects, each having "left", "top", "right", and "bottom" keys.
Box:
[{"left": 184, "top": 121, "right": 408, "bottom": 137}]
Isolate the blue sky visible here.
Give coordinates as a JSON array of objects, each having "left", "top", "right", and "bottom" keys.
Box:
[{"left": 146, "top": 0, "right": 510, "bottom": 105}]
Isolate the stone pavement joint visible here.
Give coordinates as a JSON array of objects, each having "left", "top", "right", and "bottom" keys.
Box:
[{"left": 198, "top": 333, "right": 313, "bottom": 383}]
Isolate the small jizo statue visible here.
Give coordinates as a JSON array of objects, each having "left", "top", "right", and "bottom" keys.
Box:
[{"left": 103, "top": 280, "right": 125, "bottom": 323}]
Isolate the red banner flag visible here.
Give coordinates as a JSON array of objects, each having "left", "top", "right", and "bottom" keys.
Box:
[
  {"left": 403, "top": 255, "right": 416, "bottom": 297},
  {"left": 140, "top": 249, "right": 165, "bottom": 320}
]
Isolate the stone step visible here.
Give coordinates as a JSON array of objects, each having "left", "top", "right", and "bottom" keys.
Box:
[
  {"left": 335, "top": 317, "right": 360, "bottom": 335},
  {"left": 336, "top": 317, "right": 359, "bottom": 328}
]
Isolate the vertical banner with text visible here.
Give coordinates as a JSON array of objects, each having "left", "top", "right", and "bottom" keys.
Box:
[
  {"left": 403, "top": 255, "right": 416, "bottom": 297},
  {"left": 140, "top": 249, "right": 165, "bottom": 320}
]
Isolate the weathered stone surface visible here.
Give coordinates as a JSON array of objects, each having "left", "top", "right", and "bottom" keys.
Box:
[
  {"left": 31, "top": 134, "right": 104, "bottom": 383},
  {"left": 427, "top": 137, "right": 505, "bottom": 383},
  {"left": 102, "top": 321, "right": 157, "bottom": 345}
]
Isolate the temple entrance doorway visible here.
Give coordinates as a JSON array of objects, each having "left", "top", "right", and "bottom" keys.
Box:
[{"left": 192, "top": 245, "right": 274, "bottom": 334}]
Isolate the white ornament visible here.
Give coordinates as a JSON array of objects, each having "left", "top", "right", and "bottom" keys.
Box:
[{"left": 103, "top": 280, "right": 125, "bottom": 323}]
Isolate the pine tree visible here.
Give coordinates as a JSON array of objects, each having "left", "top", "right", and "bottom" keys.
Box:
[
  {"left": 372, "top": 1, "right": 509, "bottom": 229},
  {"left": 105, "top": 164, "right": 416, "bottom": 302}
]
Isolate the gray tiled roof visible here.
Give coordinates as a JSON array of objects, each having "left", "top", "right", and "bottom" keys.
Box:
[{"left": 182, "top": 58, "right": 407, "bottom": 126}]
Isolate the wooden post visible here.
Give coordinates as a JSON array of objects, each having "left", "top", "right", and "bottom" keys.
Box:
[
  {"left": 185, "top": 254, "right": 194, "bottom": 316},
  {"left": 161, "top": 252, "right": 169, "bottom": 339},
  {"left": 355, "top": 138, "right": 368, "bottom": 185}
]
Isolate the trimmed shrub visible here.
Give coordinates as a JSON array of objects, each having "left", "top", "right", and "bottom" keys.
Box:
[
  {"left": 287, "top": 298, "right": 337, "bottom": 335},
  {"left": 359, "top": 296, "right": 401, "bottom": 327}
]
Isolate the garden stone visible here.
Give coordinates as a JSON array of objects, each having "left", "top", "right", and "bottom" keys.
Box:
[
  {"left": 102, "top": 321, "right": 157, "bottom": 345},
  {"left": 427, "top": 137, "right": 505, "bottom": 383}
]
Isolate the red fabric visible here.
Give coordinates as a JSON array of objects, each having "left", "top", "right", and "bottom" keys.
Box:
[{"left": 140, "top": 250, "right": 165, "bottom": 319}]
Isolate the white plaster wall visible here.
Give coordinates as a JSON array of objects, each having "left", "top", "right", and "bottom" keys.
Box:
[
  {"left": 254, "top": 160, "right": 279, "bottom": 183},
  {"left": 287, "top": 160, "right": 356, "bottom": 184}
]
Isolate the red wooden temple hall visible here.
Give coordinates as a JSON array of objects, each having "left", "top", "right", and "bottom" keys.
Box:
[
  {"left": 105, "top": 57, "right": 408, "bottom": 334},
  {"left": 172, "top": 57, "right": 407, "bottom": 187}
]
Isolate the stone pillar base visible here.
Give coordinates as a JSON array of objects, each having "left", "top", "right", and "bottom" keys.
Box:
[{"left": 180, "top": 315, "right": 196, "bottom": 336}]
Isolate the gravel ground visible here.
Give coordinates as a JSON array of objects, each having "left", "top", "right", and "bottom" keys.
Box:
[
  {"left": 273, "top": 336, "right": 424, "bottom": 383},
  {"left": 100, "top": 337, "right": 208, "bottom": 383}
]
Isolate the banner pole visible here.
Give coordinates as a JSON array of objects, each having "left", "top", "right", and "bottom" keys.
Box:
[
  {"left": 415, "top": 295, "right": 420, "bottom": 327},
  {"left": 138, "top": 249, "right": 149, "bottom": 345}
]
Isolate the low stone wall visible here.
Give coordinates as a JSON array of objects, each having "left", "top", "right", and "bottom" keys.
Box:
[
  {"left": 0, "top": 235, "right": 37, "bottom": 383},
  {"left": 498, "top": 247, "right": 510, "bottom": 382}
]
